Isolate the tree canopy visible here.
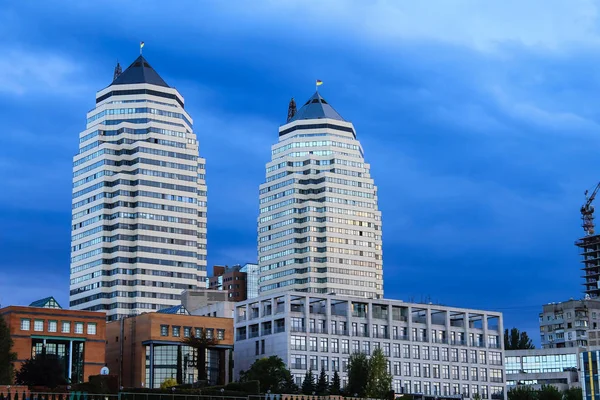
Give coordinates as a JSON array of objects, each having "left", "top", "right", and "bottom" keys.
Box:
[
  {"left": 330, "top": 371, "right": 341, "bottom": 395},
  {"left": 15, "top": 354, "right": 67, "bottom": 388},
  {"left": 301, "top": 370, "right": 315, "bottom": 395},
  {"left": 181, "top": 331, "right": 218, "bottom": 382},
  {"left": 239, "top": 356, "right": 298, "bottom": 394},
  {"left": 0, "top": 315, "right": 16, "bottom": 384},
  {"left": 367, "top": 348, "right": 393, "bottom": 399},
  {"left": 504, "top": 328, "right": 535, "bottom": 350},
  {"left": 316, "top": 368, "right": 328, "bottom": 395},
  {"left": 346, "top": 352, "right": 371, "bottom": 397}
]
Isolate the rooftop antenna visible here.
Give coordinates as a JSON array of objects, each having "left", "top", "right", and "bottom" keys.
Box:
[
  {"left": 113, "top": 60, "right": 122, "bottom": 81},
  {"left": 287, "top": 98, "right": 297, "bottom": 122}
]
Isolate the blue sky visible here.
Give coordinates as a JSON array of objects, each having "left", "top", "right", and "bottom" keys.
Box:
[{"left": 1, "top": 0, "right": 599, "bottom": 344}]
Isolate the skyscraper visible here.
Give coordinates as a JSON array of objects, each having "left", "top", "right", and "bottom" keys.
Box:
[
  {"left": 257, "top": 91, "right": 383, "bottom": 298},
  {"left": 70, "top": 56, "right": 207, "bottom": 320}
]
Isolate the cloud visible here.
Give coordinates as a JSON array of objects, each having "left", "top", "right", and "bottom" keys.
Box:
[{"left": 0, "top": 49, "right": 88, "bottom": 96}]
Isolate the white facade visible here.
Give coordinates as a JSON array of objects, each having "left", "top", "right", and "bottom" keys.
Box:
[
  {"left": 234, "top": 293, "right": 506, "bottom": 399},
  {"left": 69, "top": 56, "right": 207, "bottom": 320},
  {"left": 258, "top": 92, "right": 383, "bottom": 298}
]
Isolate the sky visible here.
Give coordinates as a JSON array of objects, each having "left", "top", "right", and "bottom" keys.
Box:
[{"left": 1, "top": 0, "right": 599, "bottom": 345}]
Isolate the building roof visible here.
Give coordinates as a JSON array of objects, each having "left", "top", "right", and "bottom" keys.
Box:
[
  {"left": 288, "top": 91, "right": 345, "bottom": 123},
  {"left": 111, "top": 55, "right": 169, "bottom": 88},
  {"left": 28, "top": 296, "right": 62, "bottom": 309},
  {"left": 157, "top": 305, "right": 190, "bottom": 315}
]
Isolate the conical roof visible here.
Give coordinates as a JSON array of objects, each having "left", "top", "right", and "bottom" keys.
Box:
[
  {"left": 111, "top": 55, "right": 169, "bottom": 87},
  {"left": 288, "top": 91, "right": 345, "bottom": 122}
]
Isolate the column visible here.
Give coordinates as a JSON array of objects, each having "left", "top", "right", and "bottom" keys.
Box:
[
  {"left": 483, "top": 313, "right": 489, "bottom": 349},
  {"left": 426, "top": 306, "right": 432, "bottom": 343},
  {"left": 387, "top": 302, "right": 393, "bottom": 339},
  {"left": 304, "top": 296, "right": 309, "bottom": 333},
  {"left": 68, "top": 340, "right": 73, "bottom": 383},
  {"left": 326, "top": 297, "right": 332, "bottom": 333},
  {"left": 149, "top": 344, "right": 154, "bottom": 388},
  {"left": 218, "top": 349, "right": 226, "bottom": 385},
  {"left": 407, "top": 305, "right": 413, "bottom": 341}
]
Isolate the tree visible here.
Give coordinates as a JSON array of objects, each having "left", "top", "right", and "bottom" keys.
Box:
[
  {"left": 504, "top": 328, "right": 535, "bottom": 350},
  {"left": 0, "top": 315, "right": 16, "bottom": 384},
  {"left": 330, "top": 371, "right": 341, "bottom": 395},
  {"left": 301, "top": 370, "right": 315, "bottom": 395},
  {"left": 507, "top": 386, "right": 537, "bottom": 400},
  {"left": 239, "top": 356, "right": 296, "bottom": 394},
  {"left": 563, "top": 387, "right": 582, "bottom": 400},
  {"left": 15, "top": 354, "right": 67, "bottom": 388},
  {"left": 181, "top": 331, "right": 218, "bottom": 382},
  {"left": 316, "top": 368, "right": 328, "bottom": 395},
  {"left": 160, "top": 378, "right": 178, "bottom": 389},
  {"left": 347, "top": 353, "right": 370, "bottom": 397},
  {"left": 538, "top": 385, "right": 561, "bottom": 400},
  {"left": 366, "top": 348, "right": 392, "bottom": 399}
]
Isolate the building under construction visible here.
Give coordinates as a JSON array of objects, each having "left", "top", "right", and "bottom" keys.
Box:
[{"left": 576, "top": 183, "right": 600, "bottom": 298}]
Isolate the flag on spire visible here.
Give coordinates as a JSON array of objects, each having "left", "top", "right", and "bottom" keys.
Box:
[
  {"left": 316, "top": 79, "right": 323, "bottom": 86},
  {"left": 140, "top": 41, "right": 145, "bottom": 55}
]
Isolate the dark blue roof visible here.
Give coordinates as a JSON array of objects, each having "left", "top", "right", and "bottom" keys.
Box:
[
  {"left": 157, "top": 305, "right": 189, "bottom": 315},
  {"left": 29, "top": 296, "right": 62, "bottom": 309},
  {"left": 111, "top": 56, "right": 169, "bottom": 88},
  {"left": 288, "top": 91, "right": 345, "bottom": 122}
]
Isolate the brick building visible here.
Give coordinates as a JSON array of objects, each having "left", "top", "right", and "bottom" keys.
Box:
[
  {"left": 0, "top": 297, "right": 106, "bottom": 384},
  {"left": 207, "top": 264, "right": 258, "bottom": 302},
  {"left": 105, "top": 306, "right": 234, "bottom": 389}
]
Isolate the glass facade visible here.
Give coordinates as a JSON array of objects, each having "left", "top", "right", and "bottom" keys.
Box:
[
  {"left": 31, "top": 339, "right": 85, "bottom": 384},
  {"left": 583, "top": 350, "right": 600, "bottom": 400},
  {"left": 144, "top": 344, "right": 224, "bottom": 389},
  {"left": 506, "top": 352, "right": 577, "bottom": 374}
]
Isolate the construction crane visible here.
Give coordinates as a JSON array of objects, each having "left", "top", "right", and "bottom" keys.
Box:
[{"left": 581, "top": 182, "right": 600, "bottom": 235}]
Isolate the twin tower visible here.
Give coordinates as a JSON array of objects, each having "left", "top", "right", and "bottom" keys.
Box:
[{"left": 69, "top": 56, "right": 383, "bottom": 320}]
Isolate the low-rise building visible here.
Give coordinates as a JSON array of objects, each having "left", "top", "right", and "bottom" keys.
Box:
[
  {"left": 181, "top": 288, "right": 229, "bottom": 312},
  {"left": 539, "top": 298, "right": 600, "bottom": 348},
  {"left": 105, "top": 306, "right": 234, "bottom": 389},
  {"left": 234, "top": 293, "right": 506, "bottom": 400},
  {"left": 505, "top": 348, "right": 581, "bottom": 391},
  {"left": 0, "top": 296, "right": 106, "bottom": 384}
]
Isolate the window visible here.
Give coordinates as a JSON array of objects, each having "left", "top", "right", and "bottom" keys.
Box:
[
  {"left": 291, "top": 336, "right": 307, "bottom": 351},
  {"left": 451, "top": 348, "right": 458, "bottom": 362},
  {"left": 332, "top": 339, "right": 339, "bottom": 353},
  {"left": 321, "top": 338, "right": 329, "bottom": 352},
  {"left": 206, "top": 328, "right": 214, "bottom": 339},
  {"left": 87, "top": 323, "right": 97, "bottom": 335},
  {"left": 62, "top": 321, "right": 71, "bottom": 333},
  {"left": 48, "top": 320, "right": 57, "bottom": 333},
  {"left": 310, "top": 337, "right": 318, "bottom": 352},
  {"left": 403, "top": 362, "right": 411, "bottom": 376},
  {"left": 255, "top": 341, "right": 260, "bottom": 356},
  {"left": 195, "top": 327, "right": 202, "bottom": 337},
  {"left": 217, "top": 329, "right": 225, "bottom": 340},
  {"left": 422, "top": 346, "right": 430, "bottom": 360},
  {"left": 412, "top": 363, "right": 421, "bottom": 377},
  {"left": 461, "top": 349, "right": 468, "bottom": 363},
  {"left": 442, "top": 348, "right": 449, "bottom": 361},
  {"left": 21, "top": 319, "right": 31, "bottom": 331},
  {"left": 403, "top": 344, "right": 410, "bottom": 358},
  {"left": 34, "top": 320, "right": 44, "bottom": 332},
  {"left": 161, "top": 325, "right": 169, "bottom": 336},
  {"left": 412, "top": 345, "right": 420, "bottom": 359},
  {"left": 173, "top": 326, "right": 181, "bottom": 337},
  {"left": 479, "top": 351, "right": 487, "bottom": 364},
  {"left": 342, "top": 339, "right": 349, "bottom": 354},
  {"left": 184, "top": 327, "right": 191, "bottom": 338},
  {"left": 310, "top": 355, "right": 318, "bottom": 370},
  {"left": 75, "top": 322, "right": 84, "bottom": 334}
]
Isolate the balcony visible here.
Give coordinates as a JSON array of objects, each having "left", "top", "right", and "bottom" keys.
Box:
[
  {"left": 490, "top": 378, "right": 503, "bottom": 383},
  {"left": 274, "top": 326, "right": 285, "bottom": 334},
  {"left": 352, "top": 311, "right": 367, "bottom": 318},
  {"left": 488, "top": 343, "right": 501, "bottom": 349},
  {"left": 249, "top": 331, "right": 259, "bottom": 339},
  {"left": 291, "top": 326, "right": 305, "bottom": 333},
  {"left": 291, "top": 363, "right": 307, "bottom": 370},
  {"left": 310, "top": 328, "right": 328, "bottom": 334},
  {"left": 275, "top": 305, "right": 285, "bottom": 314},
  {"left": 451, "top": 340, "right": 467, "bottom": 346},
  {"left": 394, "top": 334, "right": 409, "bottom": 341},
  {"left": 432, "top": 338, "right": 448, "bottom": 344}
]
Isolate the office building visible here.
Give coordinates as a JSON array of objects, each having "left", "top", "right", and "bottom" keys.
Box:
[
  {"left": 181, "top": 288, "right": 229, "bottom": 312},
  {"left": 505, "top": 348, "right": 581, "bottom": 391},
  {"left": 581, "top": 349, "right": 600, "bottom": 400},
  {"left": 234, "top": 293, "right": 505, "bottom": 399},
  {"left": 258, "top": 92, "right": 383, "bottom": 298},
  {"left": 207, "top": 263, "right": 259, "bottom": 301},
  {"left": 69, "top": 55, "right": 208, "bottom": 320},
  {"left": 0, "top": 297, "right": 106, "bottom": 384},
  {"left": 105, "top": 306, "right": 233, "bottom": 388},
  {"left": 539, "top": 299, "right": 600, "bottom": 348}
]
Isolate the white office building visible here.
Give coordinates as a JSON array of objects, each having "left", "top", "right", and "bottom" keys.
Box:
[
  {"left": 234, "top": 293, "right": 506, "bottom": 399},
  {"left": 258, "top": 92, "right": 383, "bottom": 298},
  {"left": 69, "top": 56, "right": 207, "bottom": 320}
]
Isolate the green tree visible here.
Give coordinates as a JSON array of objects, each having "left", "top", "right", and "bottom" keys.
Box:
[
  {"left": 366, "top": 348, "right": 392, "bottom": 399},
  {"left": 316, "top": 368, "right": 328, "bottom": 395},
  {"left": 330, "top": 371, "right": 341, "bottom": 395},
  {"left": 301, "top": 370, "right": 315, "bottom": 395},
  {"left": 181, "top": 330, "right": 218, "bottom": 382},
  {"left": 346, "top": 353, "right": 370, "bottom": 397},
  {"left": 508, "top": 386, "right": 538, "bottom": 400},
  {"left": 0, "top": 315, "right": 16, "bottom": 384},
  {"left": 239, "top": 356, "right": 296, "bottom": 394},
  {"left": 15, "top": 354, "right": 67, "bottom": 388},
  {"left": 504, "top": 328, "right": 535, "bottom": 350},
  {"left": 563, "top": 387, "right": 582, "bottom": 400},
  {"left": 538, "top": 385, "right": 561, "bottom": 400},
  {"left": 160, "top": 377, "right": 178, "bottom": 389}
]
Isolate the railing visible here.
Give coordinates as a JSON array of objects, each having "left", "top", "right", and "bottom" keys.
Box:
[
  {"left": 236, "top": 335, "right": 246, "bottom": 341},
  {"left": 249, "top": 331, "right": 259, "bottom": 339},
  {"left": 274, "top": 326, "right": 285, "bottom": 334},
  {"left": 394, "top": 334, "right": 409, "bottom": 341},
  {"left": 488, "top": 343, "right": 501, "bottom": 349},
  {"left": 432, "top": 338, "right": 448, "bottom": 344},
  {"left": 291, "top": 327, "right": 305, "bottom": 333},
  {"left": 291, "top": 363, "right": 307, "bottom": 369}
]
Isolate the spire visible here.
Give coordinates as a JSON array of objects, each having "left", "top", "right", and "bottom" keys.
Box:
[
  {"left": 287, "top": 91, "right": 345, "bottom": 123},
  {"left": 110, "top": 55, "right": 169, "bottom": 87},
  {"left": 287, "top": 97, "right": 297, "bottom": 122},
  {"left": 113, "top": 61, "right": 122, "bottom": 81}
]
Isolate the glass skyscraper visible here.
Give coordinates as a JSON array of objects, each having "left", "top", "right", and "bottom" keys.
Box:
[
  {"left": 69, "top": 56, "right": 207, "bottom": 320},
  {"left": 257, "top": 91, "right": 383, "bottom": 298}
]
